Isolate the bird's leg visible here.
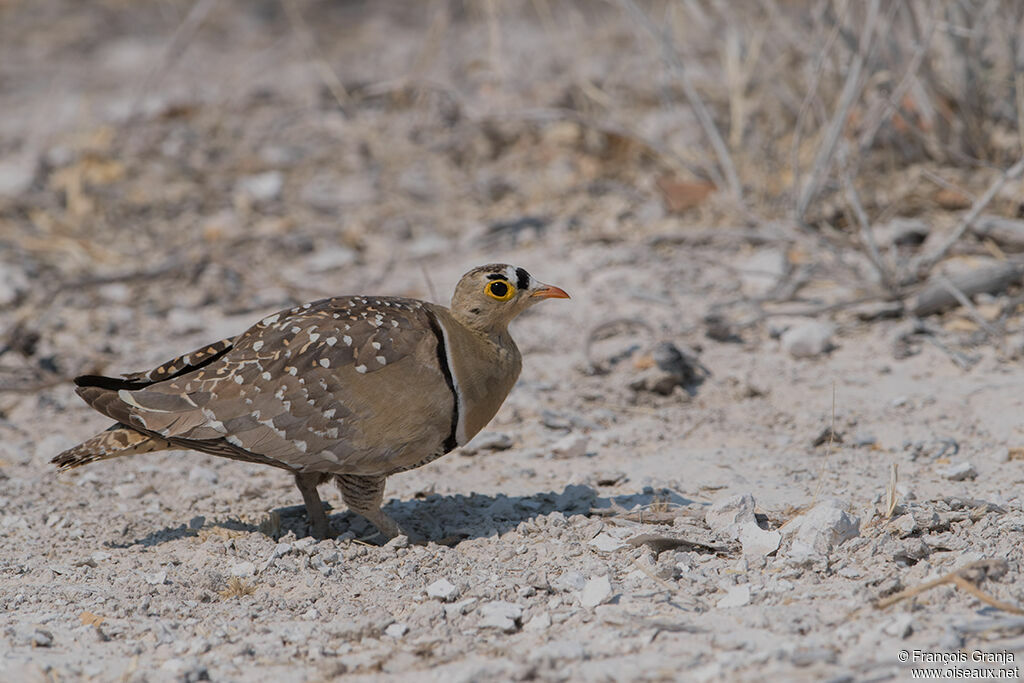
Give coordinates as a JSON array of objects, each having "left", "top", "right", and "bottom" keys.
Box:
[
  {"left": 334, "top": 474, "right": 404, "bottom": 539},
  {"left": 293, "top": 472, "right": 332, "bottom": 539}
]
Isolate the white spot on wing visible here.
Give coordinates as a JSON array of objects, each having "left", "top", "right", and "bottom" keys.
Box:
[
  {"left": 234, "top": 375, "right": 244, "bottom": 384},
  {"left": 261, "top": 314, "right": 280, "bottom": 325},
  {"left": 355, "top": 364, "right": 367, "bottom": 374},
  {"left": 319, "top": 358, "right": 330, "bottom": 368},
  {"left": 343, "top": 335, "right": 352, "bottom": 346},
  {"left": 325, "top": 336, "right": 337, "bottom": 346},
  {"left": 376, "top": 356, "right": 387, "bottom": 365},
  {"left": 252, "top": 341, "right": 264, "bottom": 352},
  {"left": 262, "top": 372, "right": 272, "bottom": 381}
]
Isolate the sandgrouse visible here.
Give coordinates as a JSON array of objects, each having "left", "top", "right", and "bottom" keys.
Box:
[{"left": 53, "top": 264, "right": 569, "bottom": 539}]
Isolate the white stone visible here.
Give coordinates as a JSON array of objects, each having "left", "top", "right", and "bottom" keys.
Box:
[
  {"left": 781, "top": 322, "right": 835, "bottom": 358},
  {"left": 739, "top": 249, "right": 786, "bottom": 297},
  {"left": 551, "top": 570, "right": 586, "bottom": 593},
  {"left": 230, "top": 562, "right": 255, "bottom": 578},
  {"left": 144, "top": 570, "right": 167, "bottom": 585},
  {"left": 588, "top": 532, "right": 627, "bottom": 553},
  {"left": 737, "top": 521, "right": 781, "bottom": 557},
  {"left": 550, "top": 433, "right": 589, "bottom": 459},
  {"left": 937, "top": 462, "right": 977, "bottom": 481},
  {"left": 705, "top": 493, "right": 756, "bottom": 537},
  {"left": 716, "top": 584, "right": 751, "bottom": 608},
  {"left": 523, "top": 612, "right": 552, "bottom": 631},
  {"left": 579, "top": 575, "right": 613, "bottom": 608},
  {"left": 237, "top": 171, "right": 283, "bottom": 202},
  {"left": 384, "top": 622, "right": 407, "bottom": 638},
  {"left": 783, "top": 499, "right": 860, "bottom": 562},
  {"left": 479, "top": 601, "right": 523, "bottom": 632},
  {"left": 443, "top": 598, "right": 477, "bottom": 619},
  {"left": 426, "top": 578, "right": 459, "bottom": 602}
]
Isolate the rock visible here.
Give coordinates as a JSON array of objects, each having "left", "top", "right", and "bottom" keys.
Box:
[
  {"left": 460, "top": 431, "right": 513, "bottom": 455},
  {"left": 781, "top": 322, "right": 835, "bottom": 358},
  {"left": 883, "top": 614, "right": 914, "bottom": 638},
  {"left": 739, "top": 250, "right": 786, "bottom": 297},
  {"left": 144, "top": 570, "right": 168, "bottom": 585},
  {"left": 384, "top": 622, "right": 408, "bottom": 638},
  {"left": 737, "top": 522, "right": 781, "bottom": 558},
  {"left": 188, "top": 465, "right": 218, "bottom": 485},
  {"left": 937, "top": 462, "right": 977, "bottom": 481},
  {"left": 716, "top": 584, "right": 751, "bottom": 608},
  {"left": 479, "top": 601, "right": 523, "bottom": 632},
  {"left": 783, "top": 499, "right": 860, "bottom": 562},
  {"left": 30, "top": 629, "right": 53, "bottom": 648},
  {"left": 236, "top": 171, "right": 283, "bottom": 202},
  {"left": 230, "top": 562, "right": 255, "bottom": 578},
  {"left": 426, "top": 578, "right": 459, "bottom": 602},
  {"left": 588, "top": 532, "right": 627, "bottom": 553},
  {"left": 551, "top": 571, "right": 586, "bottom": 593},
  {"left": 705, "top": 493, "right": 756, "bottom": 535},
  {"left": 550, "top": 433, "right": 588, "bottom": 459},
  {"left": 444, "top": 598, "right": 477, "bottom": 619},
  {"left": 523, "top": 612, "right": 551, "bottom": 631},
  {"left": 579, "top": 575, "right": 613, "bottom": 608}
]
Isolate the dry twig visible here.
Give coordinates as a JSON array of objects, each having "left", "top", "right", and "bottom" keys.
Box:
[{"left": 876, "top": 560, "right": 1023, "bottom": 615}]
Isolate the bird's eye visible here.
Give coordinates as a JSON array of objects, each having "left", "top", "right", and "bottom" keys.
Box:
[{"left": 485, "top": 280, "right": 515, "bottom": 301}]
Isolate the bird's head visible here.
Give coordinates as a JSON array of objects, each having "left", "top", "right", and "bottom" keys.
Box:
[{"left": 450, "top": 264, "right": 570, "bottom": 332}]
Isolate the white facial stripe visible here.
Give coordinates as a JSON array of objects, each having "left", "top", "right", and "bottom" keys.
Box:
[{"left": 434, "top": 316, "right": 468, "bottom": 446}]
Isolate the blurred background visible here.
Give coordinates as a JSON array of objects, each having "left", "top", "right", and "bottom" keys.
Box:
[{"left": 2, "top": 1, "right": 1024, "bottom": 377}]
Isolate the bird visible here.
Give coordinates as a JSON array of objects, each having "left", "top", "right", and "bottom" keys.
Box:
[{"left": 52, "top": 263, "right": 569, "bottom": 539}]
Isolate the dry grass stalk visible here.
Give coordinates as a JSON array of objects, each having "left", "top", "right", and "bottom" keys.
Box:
[
  {"left": 876, "top": 560, "right": 1024, "bottom": 615},
  {"left": 219, "top": 577, "right": 257, "bottom": 599},
  {"left": 884, "top": 462, "right": 899, "bottom": 519}
]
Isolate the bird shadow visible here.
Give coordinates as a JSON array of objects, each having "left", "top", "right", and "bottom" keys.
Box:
[{"left": 105, "top": 485, "right": 697, "bottom": 548}]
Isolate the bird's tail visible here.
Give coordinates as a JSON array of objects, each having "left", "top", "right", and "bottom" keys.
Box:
[{"left": 52, "top": 423, "right": 170, "bottom": 470}]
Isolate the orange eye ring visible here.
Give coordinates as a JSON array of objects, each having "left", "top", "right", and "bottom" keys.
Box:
[{"left": 485, "top": 280, "right": 516, "bottom": 301}]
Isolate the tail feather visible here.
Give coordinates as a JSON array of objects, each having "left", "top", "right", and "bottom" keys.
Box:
[{"left": 52, "top": 424, "right": 170, "bottom": 470}]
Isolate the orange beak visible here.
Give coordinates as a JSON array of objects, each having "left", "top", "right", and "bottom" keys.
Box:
[{"left": 530, "top": 283, "right": 571, "bottom": 299}]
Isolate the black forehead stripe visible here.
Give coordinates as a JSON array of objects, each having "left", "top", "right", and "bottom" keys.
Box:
[
  {"left": 515, "top": 267, "right": 530, "bottom": 290},
  {"left": 486, "top": 273, "right": 508, "bottom": 281}
]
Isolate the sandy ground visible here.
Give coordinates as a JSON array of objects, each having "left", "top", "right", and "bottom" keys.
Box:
[{"left": 2, "top": 2, "right": 1024, "bottom": 681}]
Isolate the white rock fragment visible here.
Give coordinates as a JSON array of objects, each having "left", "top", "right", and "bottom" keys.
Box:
[
  {"left": 705, "top": 492, "right": 779, "bottom": 556},
  {"left": 460, "top": 431, "right": 513, "bottom": 455},
  {"left": 444, "top": 598, "right": 477, "bottom": 619},
  {"left": 705, "top": 493, "right": 756, "bottom": 535},
  {"left": 737, "top": 521, "right": 781, "bottom": 557},
  {"left": 230, "top": 561, "right": 255, "bottom": 578},
  {"left": 523, "top": 612, "right": 552, "bottom": 631},
  {"left": 717, "top": 584, "right": 751, "bottom": 608},
  {"left": 551, "top": 570, "right": 586, "bottom": 593},
  {"left": 384, "top": 623, "right": 408, "bottom": 638},
  {"left": 937, "top": 462, "right": 977, "bottom": 481},
  {"left": 739, "top": 249, "right": 786, "bottom": 297},
  {"left": 426, "top": 578, "right": 459, "bottom": 602},
  {"left": 883, "top": 614, "right": 914, "bottom": 638},
  {"left": 579, "top": 575, "right": 613, "bottom": 608},
  {"left": 783, "top": 499, "right": 860, "bottom": 562},
  {"left": 479, "top": 601, "right": 523, "bottom": 632},
  {"left": 588, "top": 532, "right": 627, "bottom": 553},
  {"left": 237, "top": 170, "right": 283, "bottom": 202},
  {"left": 144, "top": 570, "right": 167, "bottom": 585},
  {"left": 550, "top": 433, "right": 589, "bottom": 459},
  {"left": 781, "top": 322, "right": 835, "bottom": 358}
]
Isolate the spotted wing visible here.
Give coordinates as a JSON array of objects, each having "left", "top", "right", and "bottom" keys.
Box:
[{"left": 105, "top": 297, "right": 455, "bottom": 474}]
